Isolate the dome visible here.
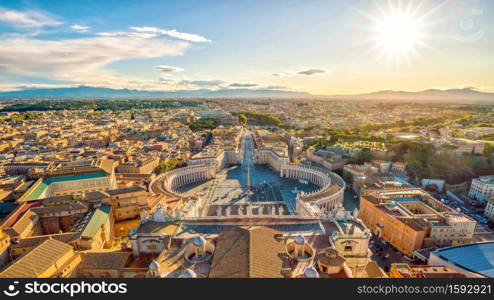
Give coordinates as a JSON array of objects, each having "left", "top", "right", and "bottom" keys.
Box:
[
  {"left": 324, "top": 247, "right": 339, "bottom": 257},
  {"left": 294, "top": 235, "right": 306, "bottom": 245},
  {"left": 148, "top": 260, "right": 159, "bottom": 270},
  {"left": 128, "top": 229, "right": 137, "bottom": 239},
  {"left": 317, "top": 247, "right": 345, "bottom": 267},
  {"left": 303, "top": 266, "right": 320, "bottom": 278},
  {"left": 193, "top": 236, "right": 206, "bottom": 247},
  {"left": 185, "top": 235, "right": 215, "bottom": 264},
  {"left": 179, "top": 269, "right": 197, "bottom": 278}
]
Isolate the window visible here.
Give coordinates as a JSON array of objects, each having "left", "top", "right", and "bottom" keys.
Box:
[{"left": 344, "top": 245, "right": 353, "bottom": 252}]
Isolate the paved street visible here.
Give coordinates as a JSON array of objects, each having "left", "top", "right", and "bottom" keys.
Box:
[{"left": 369, "top": 235, "right": 423, "bottom": 272}]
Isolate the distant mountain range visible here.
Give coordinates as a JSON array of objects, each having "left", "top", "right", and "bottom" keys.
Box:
[
  {"left": 0, "top": 86, "right": 493, "bottom": 103},
  {"left": 0, "top": 86, "right": 311, "bottom": 99},
  {"left": 330, "top": 88, "right": 494, "bottom": 103}
]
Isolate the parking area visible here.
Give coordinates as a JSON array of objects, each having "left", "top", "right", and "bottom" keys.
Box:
[
  {"left": 439, "top": 191, "right": 494, "bottom": 230},
  {"left": 369, "top": 235, "right": 423, "bottom": 272}
]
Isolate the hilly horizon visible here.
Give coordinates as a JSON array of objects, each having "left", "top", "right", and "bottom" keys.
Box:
[
  {"left": 341, "top": 87, "right": 494, "bottom": 102},
  {"left": 0, "top": 86, "right": 311, "bottom": 99},
  {"left": 0, "top": 86, "right": 493, "bottom": 103}
]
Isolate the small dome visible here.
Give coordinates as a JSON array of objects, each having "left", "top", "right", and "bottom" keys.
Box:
[
  {"left": 317, "top": 247, "right": 345, "bottom": 267},
  {"left": 193, "top": 236, "right": 206, "bottom": 247},
  {"left": 324, "top": 247, "right": 339, "bottom": 257},
  {"left": 304, "top": 266, "right": 320, "bottom": 278},
  {"left": 149, "top": 260, "right": 159, "bottom": 270},
  {"left": 128, "top": 229, "right": 137, "bottom": 239},
  {"left": 294, "top": 235, "right": 306, "bottom": 245},
  {"left": 179, "top": 269, "right": 197, "bottom": 278}
]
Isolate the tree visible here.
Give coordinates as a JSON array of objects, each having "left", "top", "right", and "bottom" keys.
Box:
[
  {"left": 155, "top": 159, "right": 179, "bottom": 174},
  {"left": 315, "top": 138, "right": 325, "bottom": 151},
  {"left": 484, "top": 143, "right": 494, "bottom": 157},
  {"left": 189, "top": 117, "right": 219, "bottom": 131},
  {"left": 238, "top": 113, "right": 247, "bottom": 125},
  {"left": 356, "top": 150, "right": 372, "bottom": 164},
  {"left": 240, "top": 111, "right": 283, "bottom": 127}
]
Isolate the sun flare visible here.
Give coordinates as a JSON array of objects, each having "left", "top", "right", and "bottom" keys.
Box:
[
  {"left": 374, "top": 13, "right": 422, "bottom": 57},
  {"left": 362, "top": 0, "right": 438, "bottom": 63}
]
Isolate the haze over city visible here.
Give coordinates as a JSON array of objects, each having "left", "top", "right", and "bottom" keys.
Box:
[{"left": 0, "top": 0, "right": 493, "bottom": 95}]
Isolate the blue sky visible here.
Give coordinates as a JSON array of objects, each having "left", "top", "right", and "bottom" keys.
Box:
[{"left": 0, "top": 0, "right": 493, "bottom": 94}]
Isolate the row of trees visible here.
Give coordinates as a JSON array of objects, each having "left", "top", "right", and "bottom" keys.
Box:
[
  {"left": 1, "top": 99, "right": 201, "bottom": 112},
  {"left": 239, "top": 111, "right": 283, "bottom": 127},
  {"left": 392, "top": 141, "right": 494, "bottom": 184},
  {"left": 188, "top": 117, "right": 220, "bottom": 131},
  {"left": 346, "top": 114, "right": 471, "bottom": 135},
  {"left": 3, "top": 112, "right": 41, "bottom": 123}
]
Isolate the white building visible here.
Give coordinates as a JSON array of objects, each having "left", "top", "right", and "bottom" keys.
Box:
[
  {"left": 484, "top": 197, "right": 494, "bottom": 221},
  {"left": 468, "top": 175, "right": 494, "bottom": 204}
]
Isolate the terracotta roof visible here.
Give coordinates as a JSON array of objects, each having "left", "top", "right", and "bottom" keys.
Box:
[
  {"left": 11, "top": 210, "right": 39, "bottom": 235},
  {"left": 78, "top": 252, "right": 132, "bottom": 270},
  {"left": 106, "top": 186, "right": 145, "bottom": 195},
  {"left": 0, "top": 239, "right": 73, "bottom": 277},
  {"left": 397, "top": 217, "right": 429, "bottom": 231},
  {"left": 97, "top": 157, "right": 116, "bottom": 174},
  {"left": 135, "top": 221, "right": 179, "bottom": 235},
  {"left": 364, "top": 261, "right": 388, "bottom": 278},
  {"left": 209, "top": 226, "right": 286, "bottom": 278},
  {"left": 11, "top": 232, "right": 80, "bottom": 250},
  {"left": 31, "top": 202, "right": 88, "bottom": 215},
  {"left": 41, "top": 191, "right": 109, "bottom": 204}
]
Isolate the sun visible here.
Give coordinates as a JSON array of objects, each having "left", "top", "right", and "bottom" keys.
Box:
[
  {"left": 374, "top": 12, "right": 423, "bottom": 58},
  {"left": 361, "top": 0, "right": 439, "bottom": 63}
]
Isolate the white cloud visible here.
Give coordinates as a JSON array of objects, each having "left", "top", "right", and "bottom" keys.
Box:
[
  {"left": 0, "top": 20, "right": 213, "bottom": 91},
  {"left": 97, "top": 31, "right": 159, "bottom": 39},
  {"left": 155, "top": 65, "right": 183, "bottom": 73},
  {"left": 0, "top": 35, "right": 190, "bottom": 89},
  {"left": 71, "top": 24, "right": 90, "bottom": 33},
  {"left": 264, "top": 85, "right": 287, "bottom": 90},
  {"left": 0, "top": 7, "right": 212, "bottom": 92},
  {"left": 297, "top": 69, "right": 327, "bottom": 75},
  {"left": 180, "top": 80, "right": 225, "bottom": 86},
  {"left": 131, "top": 26, "right": 210, "bottom": 43},
  {"left": 0, "top": 7, "right": 62, "bottom": 28},
  {"left": 271, "top": 72, "right": 294, "bottom": 77},
  {"left": 98, "top": 26, "right": 210, "bottom": 43},
  {"left": 0, "top": 83, "right": 78, "bottom": 92},
  {"left": 272, "top": 69, "right": 330, "bottom": 77},
  {"left": 431, "top": 85, "right": 493, "bottom": 91},
  {"left": 227, "top": 82, "right": 258, "bottom": 88}
]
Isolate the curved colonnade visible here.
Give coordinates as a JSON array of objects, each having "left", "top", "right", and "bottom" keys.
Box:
[
  {"left": 280, "top": 163, "right": 345, "bottom": 217},
  {"left": 253, "top": 149, "right": 289, "bottom": 172},
  {"left": 150, "top": 164, "right": 216, "bottom": 197}
]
